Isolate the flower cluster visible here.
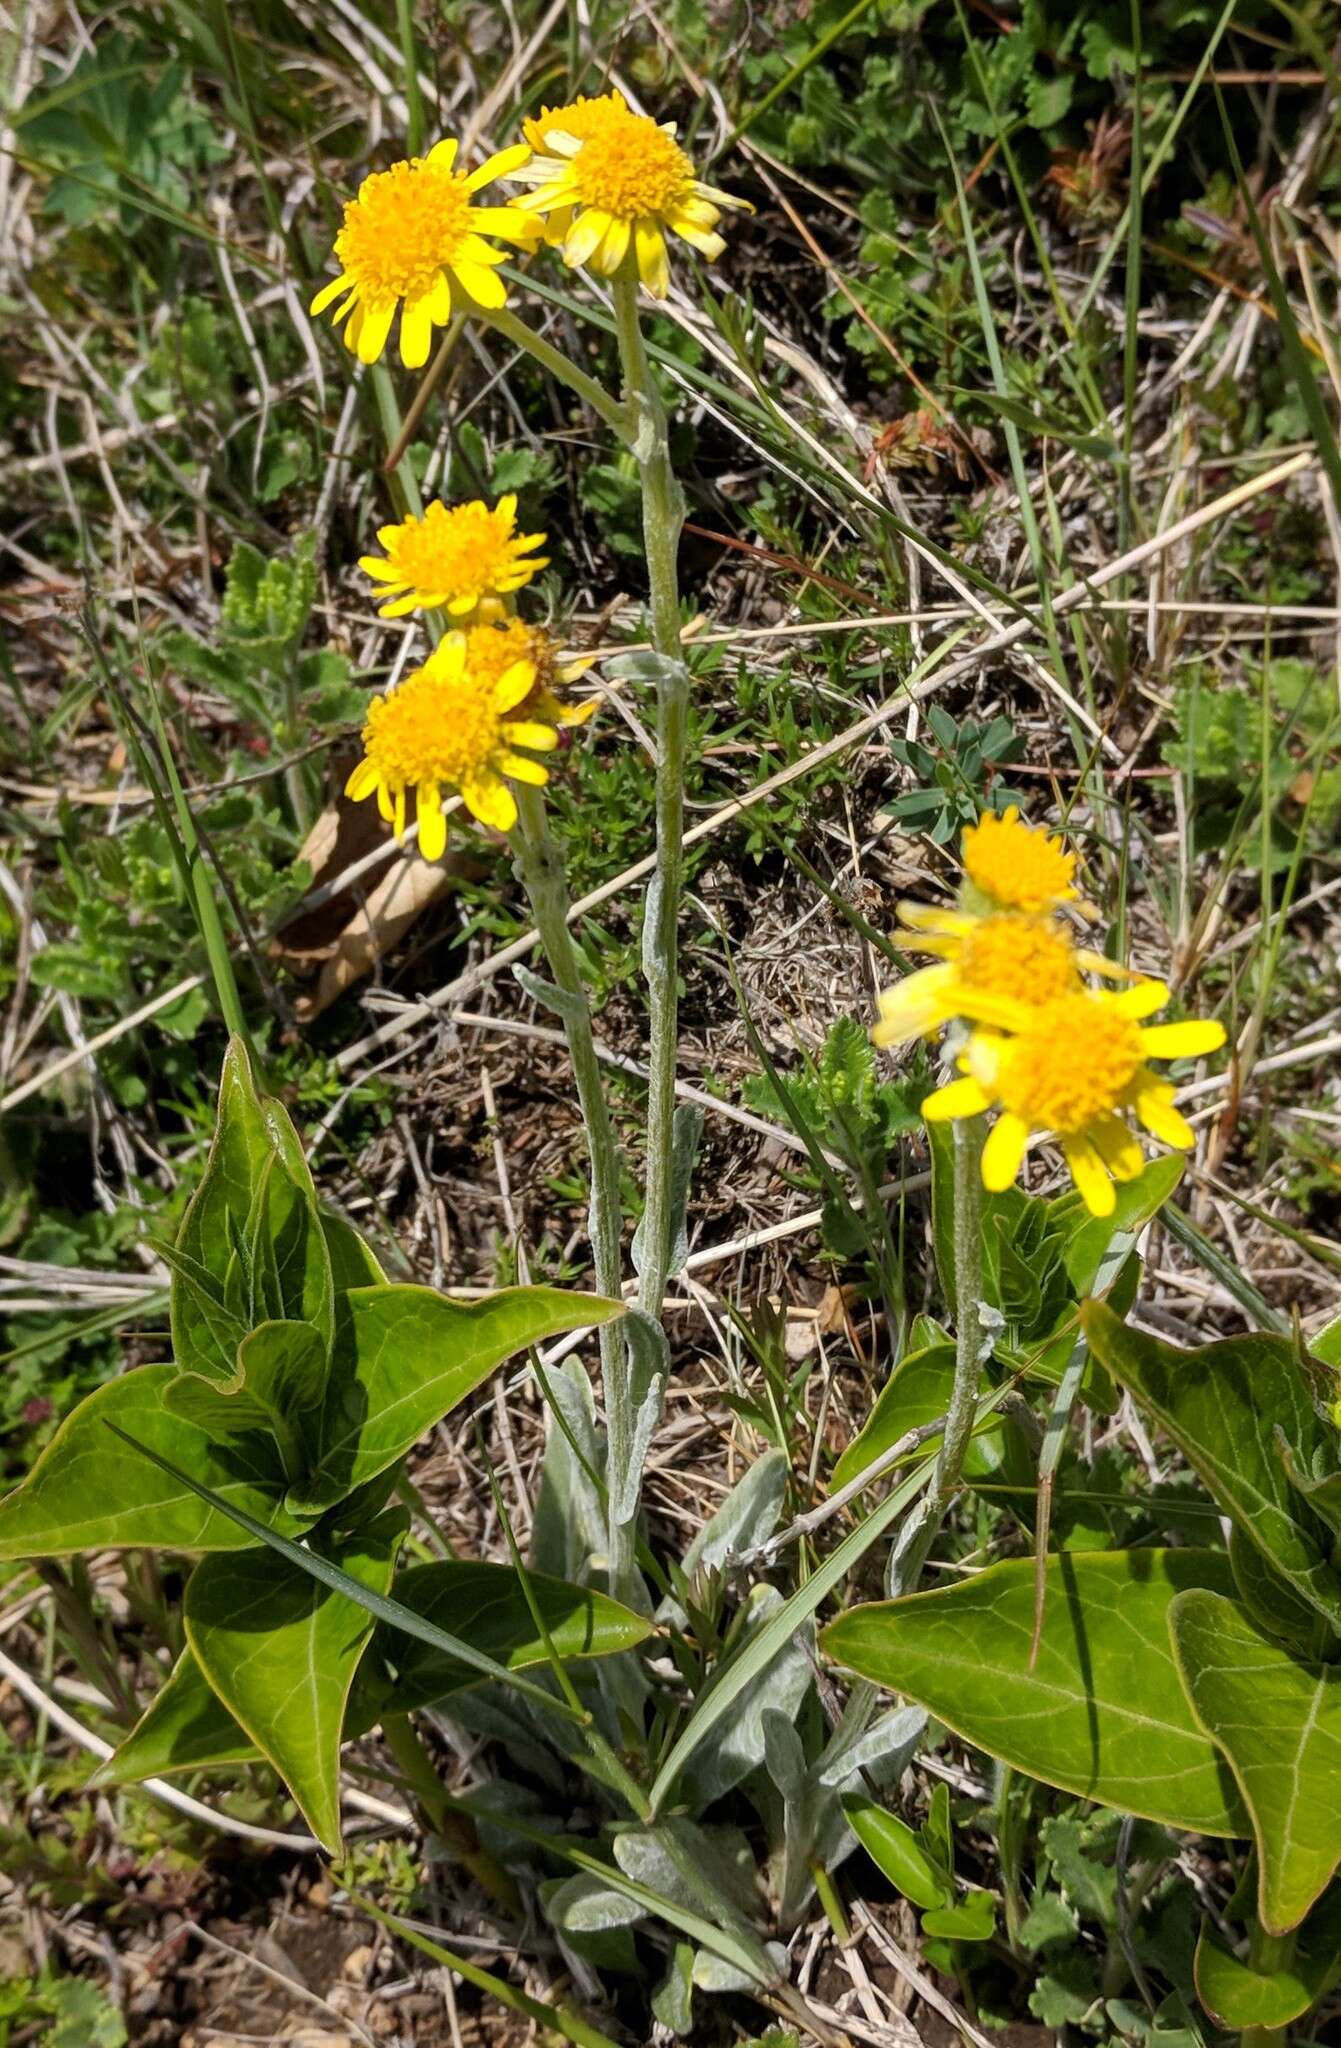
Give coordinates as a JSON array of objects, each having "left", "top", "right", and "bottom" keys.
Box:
[
  {"left": 309, "top": 97, "right": 748, "bottom": 362},
  {"left": 873, "top": 809, "right": 1227, "bottom": 1217},
  {"left": 344, "top": 501, "right": 593, "bottom": 855}
]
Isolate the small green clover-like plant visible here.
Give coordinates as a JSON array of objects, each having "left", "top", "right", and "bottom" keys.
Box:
[
  {"left": 882, "top": 708, "right": 1025, "bottom": 845},
  {"left": 0, "top": 1039, "right": 641, "bottom": 1852}
]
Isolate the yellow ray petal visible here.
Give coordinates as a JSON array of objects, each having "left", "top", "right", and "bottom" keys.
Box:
[
  {"left": 417, "top": 783, "right": 447, "bottom": 861},
  {"left": 982, "top": 1112, "right": 1031, "bottom": 1191},
  {"left": 346, "top": 757, "right": 381, "bottom": 802},
  {"left": 494, "top": 659, "right": 536, "bottom": 712},
  {"left": 426, "top": 138, "right": 459, "bottom": 170},
  {"left": 1132, "top": 1078, "right": 1195, "bottom": 1149},
  {"left": 922, "top": 1076, "right": 993, "bottom": 1122},
  {"left": 1061, "top": 1136, "right": 1116, "bottom": 1217},
  {"left": 594, "top": 215, "right": 631, "bottom": 274},
  {"left": 1090, "top": 1114, "right": 1144, "bottom": 1182},
  {"left": 399, "top": 295, "right": 434, "bottom": 369},
  {"left": 310, "top": 272, "right": 354, "bottom": 314},
  {"left": 500, "top": 720, "right": 559, "bottom": 751},
  {"left": 358, "top": 556, "right": 405, "bottom": 582},
  {"left": 450, "top": 260, "right": 508, "bottom": 309},
  {"left": 462, "top": 774, "right": 518, "bottom": 832},
  {"left": 870, "top": 965, "right": 956, "bottom": 1047},
  {"left": 354, "top": 297, "right": 396, "bottom": 364},
  {"left": 500, "top": 753, "right": 550, "bottom": 786},
  {"left": 463, "top": 141, "right": 531, "bottom": 189},
  {"left": 1111, "top": 978, "right": 1171, "bottom": 1019},
  {"left": 1137, "top": 1020, "right": 1227, "bottom": 1059},
  {"left": 564, "top": 208, "right": 613, "bottom": 269},
  {"left": 634, "top": 218, "right": 670, "bottom": 297}
]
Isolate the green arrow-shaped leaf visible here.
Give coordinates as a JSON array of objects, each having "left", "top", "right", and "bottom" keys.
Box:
[
  {"left": 0, "top": 1366, "right": 295, "bottom": 1559},
  {"left": 92, "top": 1646, "right": 256, "bottom": 1787},
  {"left": 185, "top": 1512, "right": 405, "bottom": 1852},
  {"left": 822, "top": 1551, "right": 1249, "bottom": 1836},
  {"left": 98, "top": 1561, "right": 655, "bottom": 1787},
  {"left": 289, "top": 1284, "right": 625, "bottom": 1513},
  {"left": 1082, "top": 1304, "right": 1341, "bottom": 1632},
  {"left": 1170, "top": 1589, "right": 1341, "bottom": 1933},
  {"left": 832, "top": 1332, "right": 1010, "bottom": 1492},
  {"left": 350, "top": 1559, "right": 655, "bottom": 1725}
]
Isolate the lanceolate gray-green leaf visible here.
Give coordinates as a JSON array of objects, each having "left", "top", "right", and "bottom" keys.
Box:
[
  {"left": 1170, "top": 1589, "right": 1341, "bottom": 1933},
  {"left": 1082, "top": 1304, "right": 1341, "bottom": 1632},
  {"left": 0, "top": 1366, "right": 295, "bottom": 1559},
  {"left": 290, "top": 1284, "right": 625, "bottom": 1513},
  {"left": 185, "top": 1513, "right": 405, "bottom": 1852},
  {"left": 822, "top": 1551, "right": 1248, "bottom": 1836}
]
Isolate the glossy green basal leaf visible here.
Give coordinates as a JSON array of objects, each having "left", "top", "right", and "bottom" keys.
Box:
[
  {"left": 0, "top": 1366, "right": 296, "bottom": 1558},
  {"left": 245, "top": 1152, "right": 334, "bottom": 1354},
  {"left": 163, "top": 1321, "right": 327, "bottom": 1454},
  {"left": 822, "top": 1551, "right": 1248, "bottom": 1836},
  {"left": 320, "top": 1207, "right": 386, "bottom": 1290},
  {"left": 351, "top": 1558, "right": 654, "bottom": 1724},
  {"left": 841, "top": 1794, "right": 952, "bottom": 1910},
  {"left": 171, "top": 1039, "right": 280, "bottom": 1385},
  {"left": 93, "top": 1646, "right": 255, "bottom": 1786},
  {"left": 100, "top": 1561, "right": 654, "bottom": 1788},
  {"left": 1170, "top": 1589, "right": 1341, "bottom": 1932},
  {"left": 832, "top": 1337, "right": 1012, "bottom": 1493},
  {"left": 289, "top": 1284, "right": 625, "bottom": 1514},
  {"left": 1193, "top": 1885, "right": 1341, "bottom": 2033},
  {"left": 1082, "top": 1304, "right": 1341, "bottom": 1631},
  {"left": 921, "top": 1893, "right": 996, "bottom": 1942},
  {"left": 186, "top": 1512, "right": 406, "bottom": 1852},
  {"left": 1228, "top": 1525, "right": 1324, "bottom": 1652},
  {"left": 1059, "top": 1155, "right": 1185, "bottom": 1297}
]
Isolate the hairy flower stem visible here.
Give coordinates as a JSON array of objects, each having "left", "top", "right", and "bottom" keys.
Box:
[
  {"left": 610, "top": 259, "right": 688, "bottom": 1326},
  {"left": 892, "top": 1113, "right": 986, "bottom": 1594},
  {"left": 509, "top": 786, "right": 630, "bottom": 1566}
]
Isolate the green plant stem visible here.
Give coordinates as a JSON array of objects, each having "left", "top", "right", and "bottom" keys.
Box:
[
  {"left": 893, "top": 1113, "right": 986, "bottom": 1592},
  {"left": 1242, "top": 1919, "right": 1297, "bottom": 2048},
  {"left": 610, "top": 258, "right": 689, "bottom": 1326},
  {"left": 395, "top": 0, "right": 426, "bottom": 157},
  {"left": 508, "top": 786, "right": 632, "bottom": 1581},
  {"left": 84, "top": 613, "right": 251, "bottom": 1055},
  {"left": 486, "top": 301, "right": 629, "bottom": 435},
  {"left": 381, "top": 1712, "right": 521, "bottom": 1914}
]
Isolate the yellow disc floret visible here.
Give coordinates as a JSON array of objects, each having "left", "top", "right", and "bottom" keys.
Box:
[
  {"left": 359, "top": 496, "right": 548, "bottom": 620},
  {"left": 309, "top": 138, "right": 538, "bottom": 368},
  {"left": 994, "top": 995, "right": 1144, "bottom": 1136},
  {"left": 511, "top": 90, "right": 750, "bottom": 297},
  {"left": 345, "top": 635, "right": 558, "bottom": 857},
  {"left": 921, "top": 982, "right": 1227, "bottom": 1217},
  {"left": 961, "top": 805, "right": 1079, "bottom": 912},
  {"left": 571, "top": 113, "right": 695, "bottom": 219},
  {"left": 954, "top": 914, "right": 1080, "bottom": 1009}
]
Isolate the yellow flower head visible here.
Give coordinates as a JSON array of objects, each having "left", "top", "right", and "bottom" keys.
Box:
[
  {"left": 922, "top": 983, "right": 1227, "bottom": 1217},
  {"left": 961, "top": 805, "right": 1079, "bottom": 913},
  {"left": 345, "top": 635, "right": 558, "bottom": 858},
  {"left": 511, "top": 90, "right": 750, "bottom": 297},
  {"left": 309, "top": 138, "right": 539, "bottom": 368},
  {"left": 359, "top": 496, "right": 548, "bottom": 620},
  {"left": 872, "top": 905, "right": 1135, "bottom": 1048},
  {"left": 456, "top": 616, "right": 598, "bottom": 730}
]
